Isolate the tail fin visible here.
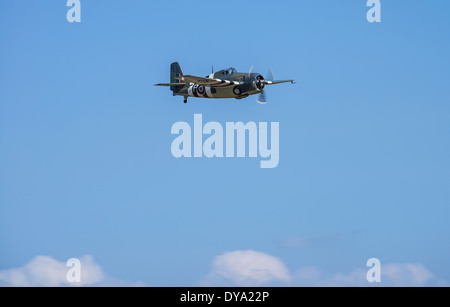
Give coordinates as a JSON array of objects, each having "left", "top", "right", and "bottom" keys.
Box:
[{"left": 170, "top": 62, "right": 183, "bottom": 92}]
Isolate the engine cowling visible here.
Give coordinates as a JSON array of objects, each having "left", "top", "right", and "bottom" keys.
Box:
[{"left": 235, "top": 75, "right": 265, "bottom": 95}]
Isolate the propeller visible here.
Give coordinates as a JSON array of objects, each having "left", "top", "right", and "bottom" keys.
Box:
[
  {"left": 248, "top": 65, "right": 254, "bottom": 78},
  {"left": 236, "top": 65, "right": 255, "bottom": 95},
  {"left": 257, "top": 68, "right": 274, "bottom": 104}
]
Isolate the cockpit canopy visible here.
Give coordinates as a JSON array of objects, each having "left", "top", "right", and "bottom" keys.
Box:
[
  {"left": 207, "top": 67, "right": 238, "bottom": 78},
  {"left": 221, "top": 67, "right": 237, "bottom": 75}
]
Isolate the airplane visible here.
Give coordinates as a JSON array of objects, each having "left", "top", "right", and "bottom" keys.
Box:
[{"left": 155, "top": 62, "right": 294, "bottom": 104}]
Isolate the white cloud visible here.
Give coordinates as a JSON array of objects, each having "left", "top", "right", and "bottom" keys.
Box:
[
  {"left": 294, "top": 263, "right": 442, "bottom": 287},
  {"left": 321, "top": 268, "right": 367, "bottom": 287},
  {"left": 202, "top": 250, "right": 446, "bottom": 287},
  {"left": 294, "top": 266, "right": 322, "bottom": 284},
  {"left": 381, "top": 263, "right": 436, "bottom": 286},
  {"left": 0, "top": 255, "right": 142, "bottom": 287},
  {"left": 202, "top": 250, "right": 292, "bottom": 286}
]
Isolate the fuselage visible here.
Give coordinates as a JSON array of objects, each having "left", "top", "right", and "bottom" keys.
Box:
[{"left": 174, "top": 71, "right": 264, "bottom": 100}]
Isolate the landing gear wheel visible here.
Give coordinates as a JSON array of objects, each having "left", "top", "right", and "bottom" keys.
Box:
[{"left": 184, "top": 97, "right": 188, "bottom": 103}]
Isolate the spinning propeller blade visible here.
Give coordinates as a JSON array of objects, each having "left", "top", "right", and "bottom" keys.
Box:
[{"left": 257, "top": 68, "right": 274, "bottom": 104}]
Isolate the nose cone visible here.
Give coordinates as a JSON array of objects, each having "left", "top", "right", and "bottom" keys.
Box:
[{"left": 255, "top": 75, "right": 265, "bottom": 91}]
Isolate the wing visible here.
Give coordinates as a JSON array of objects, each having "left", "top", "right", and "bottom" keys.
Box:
[
  {"left": 155, "top": 83, "right": 186, "bottom": 87},
  {"left": 177, "top": 75, "right": 240, "bottom": 87},
  {"left": 265, "top": 80, "right": 295, "bottom": 85}
]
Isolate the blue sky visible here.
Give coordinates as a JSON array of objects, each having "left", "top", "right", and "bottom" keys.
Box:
[{"left": 0, "top": 0, "right": 449, "bottom": 286}]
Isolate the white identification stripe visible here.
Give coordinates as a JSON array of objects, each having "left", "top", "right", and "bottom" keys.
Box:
[
  {"left": 213, "top": 79, "right": 237, "bottom": 84},
  {"left": 206, "top": 86, "right": 213, "bottom": 98}
]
